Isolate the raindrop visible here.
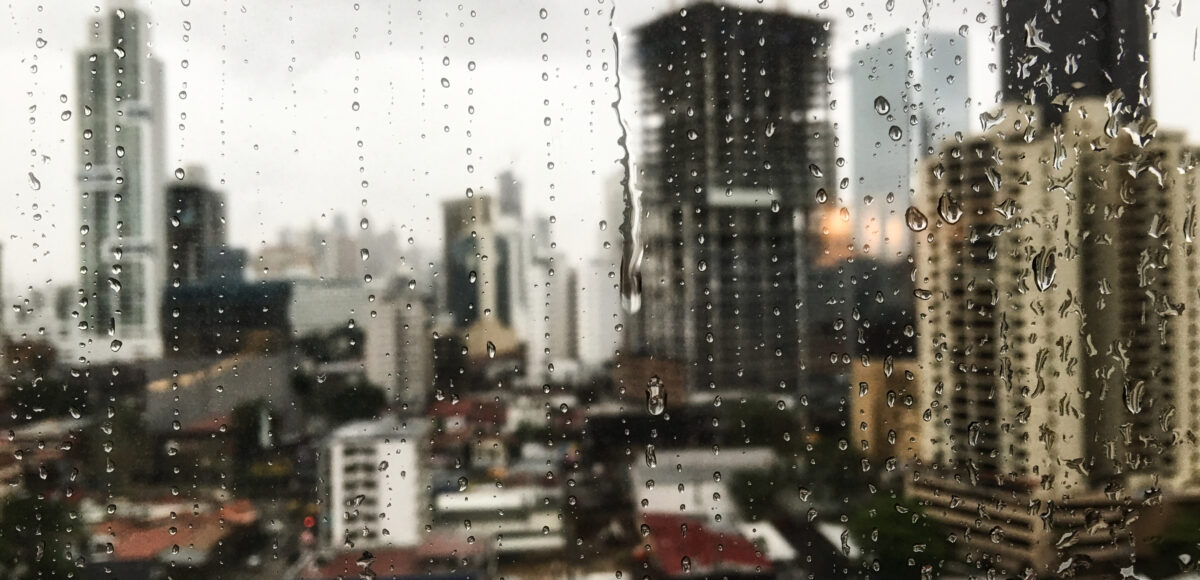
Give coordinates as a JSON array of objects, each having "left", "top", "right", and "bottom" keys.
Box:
[
  {"left": 28, "top": 172, "right": 41, "bottom": 191},
  {"left": 888, "top": 125, "right": 902, "bottom": 141},
  {"left": 644, "top": 444, "right": 657, "bottom": 468},
  {"left": 360, "top": 218, "right": 369, "bottom": 230},
  {"left": 873, "top": 96, "right": 890, "bottom": 115},
  {"left": 175, "top": 167, "right": 186, "bottom": 180},
  {"left": 646, "top": 376, "right": 667, "bottom": 416},
  {"left": 937, "top": 193, "right": 963, "bottom": 224},
  {"left": 1032, "top": 248, "right": 1056, "bottom": 291},
  {"left": 110, "top": 340, "right": 122, "bottom": 352},
  {"left": 904, "top": 206, "right": 928, "bottom": 232},
  {"left": 360, "top": 249, "right": 370, "bottom": 261},
  {"left": 1124, "top": 381, "right": 1146, "bottom": 414},
  {"left": 457, "top": 476, "right": 468, "bottom": 491},
  {"left": 486, "top": 341, "right": 496, "bottom": 359}
]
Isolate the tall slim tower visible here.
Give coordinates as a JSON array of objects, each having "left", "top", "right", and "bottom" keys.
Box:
[
  {"left": 77, "top": 7, "right": 167, "bottom": 360},
  {"left": 850, "top": 31, "right": 969, "bottom": 258},
  {"left": 631, "top": 3, "right": 832, "bottom": 393}
]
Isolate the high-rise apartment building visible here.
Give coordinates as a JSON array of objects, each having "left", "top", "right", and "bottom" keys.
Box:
[
  {"left": 850, "top": 31, "right": 969, "bottom": 258},
  {"left": 911, "top": 99, "right": 1200, "bottom": 571},
  {"left": 1000, "top": 0, "right": 1151, "bottom": 121},
  {"left": 631, "top": 3, "right": 832, "bottom": 393},
  {"left": 77, "top": 7, "right": 167, "bottom": 361}
]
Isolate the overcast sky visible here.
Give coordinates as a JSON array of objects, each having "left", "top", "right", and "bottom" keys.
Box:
[{"left": 2, "top": 0, "right": 1198, "bottom": 299}]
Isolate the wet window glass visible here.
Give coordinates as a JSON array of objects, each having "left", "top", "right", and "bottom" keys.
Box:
[{"left": 3, "top": 1, "right": 1200, "bottom": 579}]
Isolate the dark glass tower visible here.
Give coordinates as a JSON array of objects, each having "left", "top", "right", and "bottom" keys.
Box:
[
  {"left": 1001, "top": 0, "right": 1150, "bottom": 119},
  {"left": 631, "top": 3, "right": 832, "bottom": 393}
]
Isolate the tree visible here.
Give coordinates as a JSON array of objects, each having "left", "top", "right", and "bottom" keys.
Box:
[
  {"left": 0, "top": 494, "right": 78, "bottom": 579},
  {"left": 323, "top": 382, "right": 387, "bottom": 425},
  {"left": 6, "top": 378, "right": 89, "bottom": 423},
  {"left": 847, "top": 492, "right": 952, "bottom": 579}
]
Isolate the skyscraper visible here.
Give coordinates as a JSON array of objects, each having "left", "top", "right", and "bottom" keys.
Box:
[
  {"left": 850, "top": 31, "right": 969, "bottom": 258},
  {"left": 631, "top": 3, "right": 832, "bottom": 393},
  {"left": 911, "top": 100, "right": 1200, "bottom": 572},
  {"left": 1000, "top": 0, "right": 1151, "bottom": 121},
  {"left": 77, "top": 7, "right": 167, "bottom": 360},
  {"left": 441, "top": 194, "right": 526, "bottom": 362},
  {"left": 166, "top": 167, "right": 227, "bottom": 286}
]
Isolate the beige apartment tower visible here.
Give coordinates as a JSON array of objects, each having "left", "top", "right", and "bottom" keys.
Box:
[{"left": 911, "top": 98, "right": 1200, "bottom": 573}]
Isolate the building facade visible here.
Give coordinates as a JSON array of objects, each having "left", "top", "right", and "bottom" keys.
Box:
[
  {"left": 77, "top": 7, "right": 167, "bottom": 361},
  {"left": 912, "top": 100, "right": 1200, "bottom": 571},
  {"left": 166, "top": 167, "right": 227, "bottom": 286},
  {"left": 320, "top": 418, "right": 428, "bottom": 550},
  {"left": 631, "top": 3, "right": 832, "bottom": 393}
]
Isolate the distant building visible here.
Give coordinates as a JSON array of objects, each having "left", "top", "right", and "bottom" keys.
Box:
[
  {"left": 161, "top": 280, "right": 292, "bottom": 357},
  {"left": 850, "top": 31, "right": 968, "bottom": 259},
  {"left": 442, "top": 195, "right": 528, "bottom": 333},
  {"left": 631, "top": 3, "right": 832, "bottom": 393},
  {"left": 165, "top": 167, "right": 228, "bottom": 285},
  {"left": 576, "top": 256, "right": 620, "bottom": 367},
  {"left": 525, "top": 250, "right": 579, "bottom": 383},
  {"left": 6, "top": 285, "right": 76, "bottom": 353},
  {"left": 250, "top": 217, "right": 402, "bottom": 283},
  {"left": 362, "top": 278, "right": 434, "bottom": 412},
  {"left": 911, "top": 100, "right": 1200, "bottom": 572},
  {"left": 76, "top": 7, "right": 167, "bottom": 361},
  {"left": 497, "top": 169, "right": 523, "bottom": 219},
  {"left": 850, "top": 358, "right": 921, "bottom": 466},
  {"left": 1001, "top": 0, "right": 1151, "bottom": 122},
  {"left": 433, "top": 486, "right": 566, "bottom": 556},
  {"left": 320, "top": 418, "right": 428, "bottom": 550}
]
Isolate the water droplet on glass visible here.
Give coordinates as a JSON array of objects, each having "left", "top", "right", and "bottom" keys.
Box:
[
  {"left": 937, "top": 193, "right": 963, "bottom": 224},
  {"left": 646, "top": 376, "right": 667, "bottom": 416},
  {"left": 457, "top": 476, "right": 469, "bottom": 491},
  {"left": 110, "top": 340, "right": 122, "bottom": 352},
  {"left": 360, "top": 218, "right": 369, "bottom": 230},
  {"left": 486, "top": 341, "right": 496, "bottom": 359},
  {"left": 1032, "top": 248, "right": 1056, "bottom": 291},
  {"left": 873, "top": 96, "right": 890, "bottom": 115},
  {"left": 888, "top": 125, "right": 903, "bottom": 141},
  {"left": 28, "top": 172, "right": 41, "bottom": 191},
  {"left": 904, "top": 206, "right": 928, "bottom": 232},
  {"left": 1124, "top": 381, "right": 1146, "bottom": 414},
  {"left": 644, "top": 444, "right": 657, "bottom": 468},
  {"left": 175, "top": 167, "right": 186, "bottom": 180}
]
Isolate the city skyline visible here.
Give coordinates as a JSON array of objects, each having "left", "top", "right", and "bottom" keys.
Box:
[{"left": 17, "top": 0, "right": 1200, "bottom": 291}]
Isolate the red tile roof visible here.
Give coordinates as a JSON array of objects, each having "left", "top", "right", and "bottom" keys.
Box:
[
  {"left": 90, "top": 500, "right": 254, "bottom": 562},
  {"left": 302, "top": 548, "right": 419, "bottom": 579},
  {"left": 636, "top": 513, "right": 772, "bottom": 577}
]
